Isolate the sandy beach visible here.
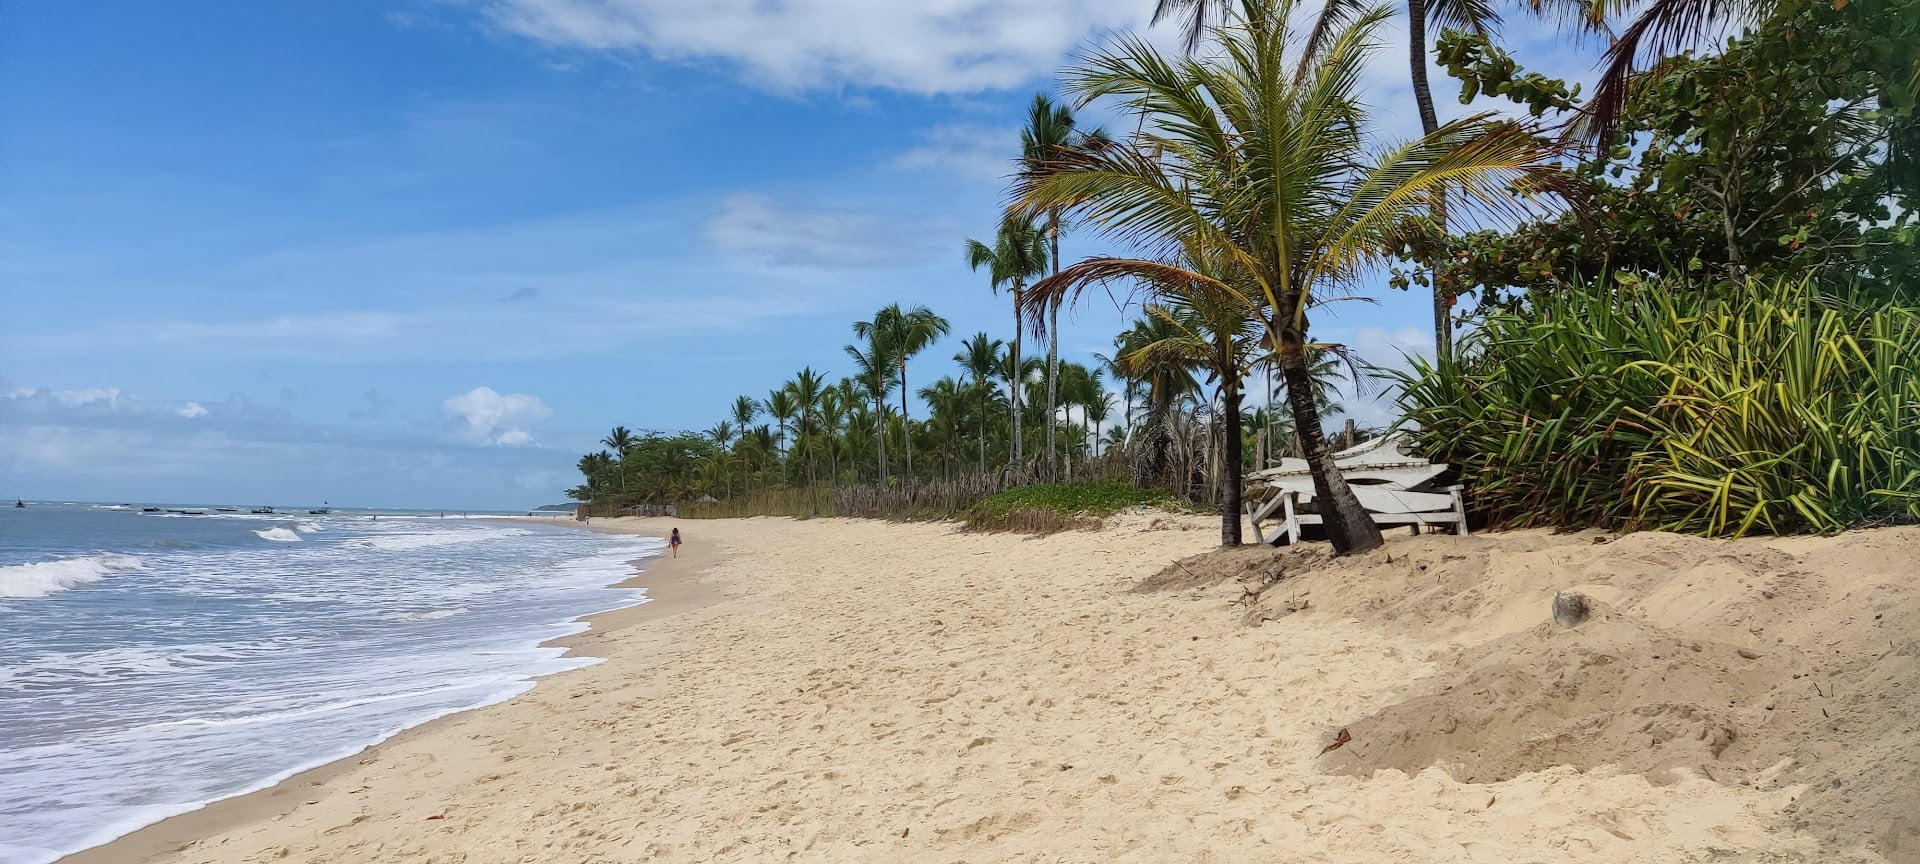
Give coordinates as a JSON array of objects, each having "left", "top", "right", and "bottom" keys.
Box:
[{"left": 66, "top": 514, "right": 1915, "bottom": 863}]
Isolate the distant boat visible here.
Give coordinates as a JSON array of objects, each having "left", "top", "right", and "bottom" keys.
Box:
[
  {"left": 309, "top": 501, "right": 331, "bottom": 515},
  {"left": 214, "top": 507, "right": 238, "bottom": 513},
  {"left": 13, "top": 499, "right": 22, "bottom": 509},
  {"left": 251, "top": 507, "right": 275, "bottom": 514},
  {"left": 141, "top": 507, "right": 163, "bottom": 513},
  {"left": 168, "top": 509, "right": 206, "bottom": 516}
]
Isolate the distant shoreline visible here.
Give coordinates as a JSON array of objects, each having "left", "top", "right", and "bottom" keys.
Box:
[{"left": 57, "top": 517, "right": 719, "bottom": 864}]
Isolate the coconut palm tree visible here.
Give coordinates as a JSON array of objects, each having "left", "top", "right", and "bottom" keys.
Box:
[
  {"left": 996, "top": 347, "right": 1045, "bottom": 468},
  {"left": 1021, "top": 0, "right": 1567, "bottom": 553},
  {"left": 601, "top": 426, "right": 636, "bottom": 456},
  {"left": 843, "top": 335, "right": 894, "bottom": 483},
  {"left": 918, "top": 376, "right": 969, "bottom": 481},
  {"left": 599, "top": 427, "right": 637, "bottom": 492},
  {"left": 1085, "top": 386, "right": 1113, "bottom": 460},
  {"left": 785, "top": 366, "right": 827, "bottom": 513},
  {"left": 819, "top": 384, "right": 847, "bottom": 487},
  {"left": 853, "top": 304, "right": 950, "bottom": 481},
  {"left": 764, "top": 388, "right": 796, "bottom": 463},
  {"left": 1151, "top": 0, "right": 1604, "bottom": 364},
  {"left": 954, "top": 332, "right": 1006, "bottom": 476},
  {"left": 965, "top": 214, "right": 1050, "bottom": 468},
  {"left": 1019, "top": 94, "right": 1107, "bottom": 478}
]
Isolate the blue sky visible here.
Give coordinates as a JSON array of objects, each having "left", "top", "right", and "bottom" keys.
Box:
[{"left": 0, "top": 0, "right": 1593, "bottom": 510}]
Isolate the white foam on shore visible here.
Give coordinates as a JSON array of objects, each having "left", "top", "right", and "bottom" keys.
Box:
[
  {"left": 0, "top": 555, "right": 142, "bottom": 599},
  {"left": 0, "top": 526, "right": 664, "bottom": 864}
]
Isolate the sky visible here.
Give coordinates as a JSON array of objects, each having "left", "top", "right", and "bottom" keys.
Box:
[{"left": 0, "top": 0, "right": 1599, "bottom": 510}]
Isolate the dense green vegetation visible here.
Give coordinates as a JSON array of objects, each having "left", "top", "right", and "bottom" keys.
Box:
[
  {"left": 577, "top": 0, "right": 1920, "bottom": 543},
  {"left": 963, "top": 483, "right": 1180, "bottom": 533},
  {"left": 1398, "top": 278, "right": 1920, "bottom": 536}
]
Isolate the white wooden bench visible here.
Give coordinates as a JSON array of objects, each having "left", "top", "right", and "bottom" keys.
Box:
[{"left": 1244, "top": 435, "right": 1469, "bottom": 546}]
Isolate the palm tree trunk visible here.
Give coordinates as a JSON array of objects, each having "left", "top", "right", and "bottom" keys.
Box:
[
  {"left": 898, "top": 362, "right": 913, "bottom": 481},
  {"left": 1277, "top": 335, "right": 1382, "bottom": 555},
  {"left": 1010, "top": 289, "right": 1024, "bottom": 468},
  {"left": 1046, "top": 210, "right": 1062, "bottom": 480},
  {"left": 1046, "top": 304, "right": 1060, "bottom": 479},
  {"left": 875, "top": 396, "right": 888, "bottom": 484},
  {"left": 805, "top": 417, "right": 819, "bottom": 516},
  {"left": 977, "top": 381, "right": 988, "bottom": 476},
  {"left": 1406, "top": 0, "right": 1452, "bottom": 365},
  {"left": 1221, "top": 383, "right": 1243, "bottom": 547}
]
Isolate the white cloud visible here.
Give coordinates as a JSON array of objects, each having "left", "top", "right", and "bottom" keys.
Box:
[
  {"left": 888, "top": 124, "right": 1018, "bottom": 183},
  {"left": 705, "top": 193, "right": 938, "bottom": 269},
  {"left": 475, "top": 0, "right": 1147, "bottom": 94},
  {"left": 4, "top": 387, "right": 38, "bottom": 399},
  {"left": 441, "top": 386, "right": 552, "bottom": 446},
  {"left": 53, "top": 387, "right": 122, "bottom": 409},
  {"left": 177, "top": 401, "right": 209, "bottom": 418},
  {"left": 159, "top": 312, "right": 403, "bottom": 345}
]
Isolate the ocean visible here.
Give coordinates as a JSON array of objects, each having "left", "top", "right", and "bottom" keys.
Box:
[{"left": 0, "top": 503, "right": 661, "bottom": 864}]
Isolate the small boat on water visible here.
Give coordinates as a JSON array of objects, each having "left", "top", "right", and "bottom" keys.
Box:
[
  {"left": 251, "top": 507, "right": 275, "bottom": 514},
  {"left": 13, "top": 499, "right": 22, "bottom": 509},
  {"left": 214, "top": 507, "right": 238, "bottom": 513},
  {"left": 309, "top": 501, "right": 331, "bottom": 515},
  {"left": 167, "top": 509, "right": 207, "bottom": 516},
  {"left": 141, "top": 507, "right": 163, "bottom": 513}
]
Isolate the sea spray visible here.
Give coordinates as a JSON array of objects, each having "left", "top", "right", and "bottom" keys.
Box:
[{"left": 0, "top": 555, "right": 143, "bottom": 599}]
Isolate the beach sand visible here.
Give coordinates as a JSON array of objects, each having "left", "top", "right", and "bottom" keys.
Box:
[{"left": 66, "top": 514, "right": 1900, "bottom": 863}]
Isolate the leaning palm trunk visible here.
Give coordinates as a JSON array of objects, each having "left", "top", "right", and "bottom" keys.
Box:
[{"left": 1277, "top": 336, "right": 1375, "bottom": 551}]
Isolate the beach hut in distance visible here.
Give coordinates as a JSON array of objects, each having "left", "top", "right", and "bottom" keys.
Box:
[{"left": 1244, "top": 434, "right": 1468, "bottom": 546}]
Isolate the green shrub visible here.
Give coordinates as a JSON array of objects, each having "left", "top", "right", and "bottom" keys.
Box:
[
  {"left": 962, "top": 482, "right": 1176, "bottom": 533},
  {"left": 1394, "top": 277, "right": 1920, "bottom": 536}
]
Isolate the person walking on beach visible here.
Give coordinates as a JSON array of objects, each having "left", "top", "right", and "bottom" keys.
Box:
[{"left": 669, "top": 528, "right": 682, "bottom": 558}]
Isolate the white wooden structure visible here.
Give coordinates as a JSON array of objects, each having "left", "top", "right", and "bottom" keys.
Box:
[{"left": 1244, "top": 434, "right": 1468, "bottom": 546}]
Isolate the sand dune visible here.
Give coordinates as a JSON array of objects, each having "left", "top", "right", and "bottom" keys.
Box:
[{"left": 92, "top": 515, "right": 1898, "bottom": 863}]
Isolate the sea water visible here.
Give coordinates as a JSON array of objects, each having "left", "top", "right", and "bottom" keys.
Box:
[{"left": 0, "top": 504, "right": 660, "bottom": 864}]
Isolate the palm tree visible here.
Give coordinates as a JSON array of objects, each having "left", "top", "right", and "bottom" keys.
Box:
[
  {"left": 601, "top": 426, "right": 636, "bottom": 456},
  {"left": 705, "top": 421, "right": 737, "bottom": 498},
  {"left": 1112, "top": 311, "right": 1201, "bottom": 488},
  {"left": 765, "top": 388, "right": 797, "bottom": 462},
  {"left": 918, "top": 377, "right": 968, "bottom": 481},
  {"left": 820, "top": 384, "right": 847, "bottom": 487},
  {"left": 996, "top": 346, "right": 1045, "bottom": 467},
  {"left": 853, "top": 304, "right": 950, "bottom": 481},
  {"left": 1019, "top": 93, "right": 1106, "bottom": 478},
  {"left": 1085, "top": 387, "right": 1113, "bottom": 460},
  {"left": 965, "top": 214, "right": 1049, "bottom": 468},
  {"left": 600, "top": 426, "right": 637, "bottom": 493},
  {"left": 786, "top": 366, "right": 827, "bottom": 513},
  {"left": 843, "top": 335, "right": 894, "bottom": 483},
  {"left": 1021, "top": 0, "right": 1566, "bottom": 553},
  {"left": 1150, "top": 0, "right": 1603, "bottom": 364},
  {"left": 955, "top": 332, "right": 1005, "bottom": 475}
]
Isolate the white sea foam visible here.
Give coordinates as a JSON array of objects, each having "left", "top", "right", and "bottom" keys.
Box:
[
  {"left": 395, "top": 607, "right": 471, "bottom": 621},
  {"left": 0, "top": 555, "right": 142, "bottom": 599},
  {"left": 0, "top": 517, "right": 660, "bottom": 864},
  {"left": 252, "top": 528, "right": 302, "bottom": 543},
  {"left": 295, "top": 521, "right": 323, "bottom": 534},
  {"left": 347, "top": 527, "right": 526, "bottom": 551}
]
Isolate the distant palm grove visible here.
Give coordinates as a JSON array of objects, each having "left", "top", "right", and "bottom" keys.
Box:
[{"left": 576, "top": 0, "right": 1919, "bottom": 549}]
